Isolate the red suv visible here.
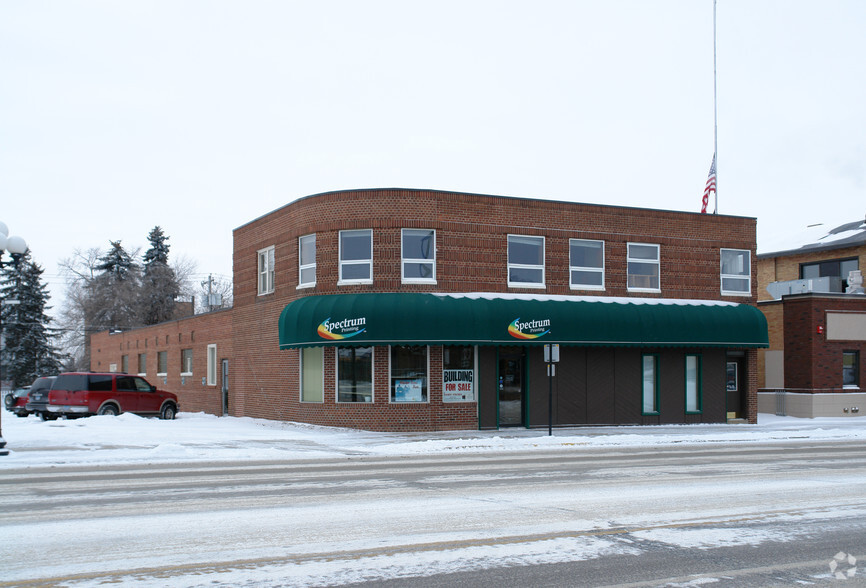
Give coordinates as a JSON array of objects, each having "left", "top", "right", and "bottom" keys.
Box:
[{"left": 47, "top": 372, "right": 179, "bottom": 420}]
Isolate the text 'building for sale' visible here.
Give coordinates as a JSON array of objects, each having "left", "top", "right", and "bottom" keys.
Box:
[{"left": 91, "top": 189, "right": 768, "bottom": 431}]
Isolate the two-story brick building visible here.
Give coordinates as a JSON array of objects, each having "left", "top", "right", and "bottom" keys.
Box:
[
  {"left": 92, "top": 188, "right": 768, "bottom": 431},
  {"left": 757, "top": 217, "right": 866, "bottom": 417}
]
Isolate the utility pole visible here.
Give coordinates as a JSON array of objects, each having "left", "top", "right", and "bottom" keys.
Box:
[{"left": 201, "top": 274, "right": 214, "bottom": 313}]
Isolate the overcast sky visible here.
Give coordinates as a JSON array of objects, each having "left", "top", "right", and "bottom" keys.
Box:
[{"left": 1, "top": 1, "right": 864, "bottom": 305}]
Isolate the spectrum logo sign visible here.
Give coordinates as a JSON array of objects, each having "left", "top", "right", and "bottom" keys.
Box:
[
  {"left": 317, "top": 316, "right": 367, "bottom": 340},
  {"left": 508, "top": 317, "right": 551, "bottom": 340}
]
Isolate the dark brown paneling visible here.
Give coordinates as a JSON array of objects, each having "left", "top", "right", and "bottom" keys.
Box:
[
  {"left": 587, "top": 349, "right": 616, "bottom": 424},
  {"left": 557, "top": 347, "right": 587, "bottom": 425},
  {"left": 702, "top": 348, "right": 727, "bottom": 422},
  {"left": 614, "top": 348, "right": 643, "bottom": 424},
  {"left": 527, "top": 347, "right": 548, "bottom": 427},
  {"left": 659, "top": 350, "right": 685, "bottom": 424},
  {"left": 478, "top": 346, "right": 498, "bottom": 429}
]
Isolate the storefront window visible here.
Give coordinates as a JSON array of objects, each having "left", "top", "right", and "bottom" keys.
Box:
[
  {"left": 337, "top": 346, "right": 373, "bottom": 402},
  {"left": 843, "top": 351, "right": 859, "bottom": 388},
  {"left": 685, "top": 354, "right": 701, "bottom": 413},
  {"left": 443, "top": 345, "right": 475, "bottom": 402},
  {"left": 301, "top": 347, "right": 324, "bottom": 402},
  {"left": 642, "top": 354, "right": 659, "bottom": 414},
  {"left": 390, "top": 346, "right": 428, "bottom": 402}
]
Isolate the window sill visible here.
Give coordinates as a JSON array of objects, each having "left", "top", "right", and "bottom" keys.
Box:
[
  {"left": 721, "top": 290, "right": 751, "bottom": 297},
  {"left": 570, "top": 285, "right": 605, "bottom": 291},
  {"left": 137, "top": 372, "right": 146, "bottom": 377},
  {"left": 157, "top": 373, "right": 167, "bottom": 377},
  {"left": 338, "top": 280, "right": 373, "bottom": 286},
  {"left": 257, "top": 290, "right": 274, "bottom": 296},
  {"left": 402, "top": 279, "right": 437, "bottom": 285},
  {"left": 507, "top": 283, "right": 546, "bottom": 289},
  {"left": 628, "top": 288, "right": 661, "bottom": 294},
  {"left": 297, "top": 283, "right": 316, "bottom": 290},
  {"left": 181, "top": 372, "right": 193, "bottom": 377}
]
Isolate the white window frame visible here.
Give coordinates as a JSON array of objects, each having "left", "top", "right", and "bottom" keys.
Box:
[
  {"left": 569, "top": 238, "right": 605, "bottom": 290},
  {"left": 339, "top": 229, "right": 373, "bottom": 285},
  {"left": 298, "top": 234, "right": 316, "bottom": 289},
  {"left": 181, "top": 348, "right": 193, "bottom": 376},
  {"left": 507, "top": 234, "right": 545, "bottom": 288},
  {"left": 720, "top": 248, "right": 751, "bottom": 296},
  {"left": 388, "top": 345, "right": 430, "bottom": 404},
  {"left": 300, "top": 347, "right": 324, "bottom": 402},
  {"left": 627, "top": 242, "right": 661, "bottom": 293},
  {"left": 401, "top": 229, "right": 436, "bottom": 284},
  {"left": 207, "top": 344, "right": 217, "bottom": 386},
  {"left": 257, "top": 246, "right": 275, "bottom": 295}
]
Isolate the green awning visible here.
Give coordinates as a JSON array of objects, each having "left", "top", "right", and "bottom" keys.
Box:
[{"left": 278, "top": 293, "right": 768, "bottom": 349}]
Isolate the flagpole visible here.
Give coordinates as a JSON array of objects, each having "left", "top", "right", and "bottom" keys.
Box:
[{"left": 713, "top": 0, "right": 718, "bottom": 214}]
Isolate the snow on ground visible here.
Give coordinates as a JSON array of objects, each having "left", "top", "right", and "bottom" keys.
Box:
[{"left": 1, "top": 411, "right": 864, "bottom": 468}]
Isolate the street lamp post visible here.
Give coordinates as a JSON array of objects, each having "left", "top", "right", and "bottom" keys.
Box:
[{"left": 0, "top": 221, "right": 28, "bottom": 457}]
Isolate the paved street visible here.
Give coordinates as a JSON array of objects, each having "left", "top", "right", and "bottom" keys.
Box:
[{"left": 2, "top": 438, "right": 865, "bottom": 586}]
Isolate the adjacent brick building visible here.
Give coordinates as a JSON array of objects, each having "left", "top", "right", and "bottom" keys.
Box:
[
  {"left": 757, "top": 217, "right": 866, "bottom": 417},
  {"left": 92, "top": 188, "right": 768, "bottom": 431}
]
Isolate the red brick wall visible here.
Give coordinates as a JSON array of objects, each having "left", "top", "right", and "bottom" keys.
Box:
[
  {"left": 90, "top": 309, "right": 233, "bottom": 415},
  {"left": 230, "top": 189, "right": 759, "bottom": 430},
  {"left": 783, "top": 295, "right": 866, "bottom": 392}
]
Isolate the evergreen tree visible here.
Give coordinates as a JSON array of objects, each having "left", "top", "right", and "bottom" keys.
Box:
[
  {"left": 141, "top": 227, "right": 179, "bottom": 325},
  {"left": 87, "top": 240, "right": 141, "bottom": 332},
  {"left": 0, "top": 250, "right": 65, "bottom": 387},
  {"left": 95, "top": 240, "right": 137, "bottom": 280}
]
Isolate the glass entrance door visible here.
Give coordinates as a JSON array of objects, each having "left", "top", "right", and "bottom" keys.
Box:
[{"left": 498, "top": 350, "right": 525, "bottom": 426}]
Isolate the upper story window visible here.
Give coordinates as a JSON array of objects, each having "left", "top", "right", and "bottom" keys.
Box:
[
  {"left": 507, "top": 235, "right": 545, "bottom": 288},
  {"left": 298, "top": 234, "right": 316, "bottom": 288},
  {"left": 627, "top": 243, "right": 660, "bottom": 292},
  {"left": 569, "top": 239, "right": 604, "bottom": 290},
  {"left": 801, "top": 257, "right": 859, "bottom": 291},
  {"left": 402, "top": 229, "right": 436, "bottom": 283},
  {"left": 257, "top": 246, "right": 275, "bottom": 295},
  {"left": 339, "top": 229, "right": 373, "bottom": 284},
  {"left": 720, "top": 249, "right": 751, "bottom": 296}
]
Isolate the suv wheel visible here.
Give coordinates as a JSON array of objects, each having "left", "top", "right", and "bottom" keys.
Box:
[
  {"left": 97, "top": 404, "right": 120, "bottom": 416},
  {"left": 160, "top": 403, "right": 177, "bottom": 420},
  {"left": 4, "top": 394, "right": 15, "bottom": 409}
]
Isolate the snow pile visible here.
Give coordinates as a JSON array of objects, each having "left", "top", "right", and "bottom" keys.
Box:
[{"left": 2, "top": 411, "right": 865, "bottom": 469}]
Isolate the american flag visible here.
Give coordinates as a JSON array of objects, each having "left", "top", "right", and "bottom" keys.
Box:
[{"left": 701, "top": 154, "right": 716, "bottom": 214}]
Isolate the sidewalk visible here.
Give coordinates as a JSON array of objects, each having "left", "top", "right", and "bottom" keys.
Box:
[{"left": 1, "top": 411, "right": 864, "bottom": 469}]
